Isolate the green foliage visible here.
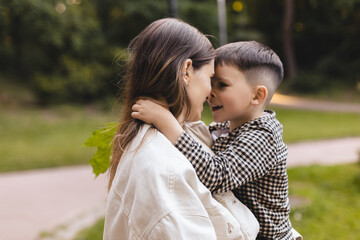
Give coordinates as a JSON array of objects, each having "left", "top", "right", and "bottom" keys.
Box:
[
  {"left": 33, "top": 56, "right": 114, "bottom": 104},
  {"left": 0, "top": 0, "right": 118, "bottom": 104},
  {"left": 1, "top": 0, "right": 104, "bottom": 69},
  {"left": 1, "top": 0, "right": 359, "bottom": 102},
  {"left": 292, "top": 0, "right": 360, "bottom": 90},
  {"left": 95, "top": 0, "right": 219, "bottom": 47},
  {"left": 95, "top": 0, "right": 168, "bottom": 47},
  {"left": 84, "top": 122, "right": 118, "bottom": 177},
  {"left": 240, "top": 0, "right": 360, "bottom": 89},
  {"left": 179, "top": 0, "right": 219, "bottom": 46}
]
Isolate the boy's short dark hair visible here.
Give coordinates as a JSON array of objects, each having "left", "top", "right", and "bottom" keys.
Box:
[{"left": 215, "top": 41, "right": 283, "bottom": 104}]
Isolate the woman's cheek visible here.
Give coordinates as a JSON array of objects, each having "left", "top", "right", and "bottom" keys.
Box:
[{"left": 206, "top": 80, "right": 212, "bottom": 95}]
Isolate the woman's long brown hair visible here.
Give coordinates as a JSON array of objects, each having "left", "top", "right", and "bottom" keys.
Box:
[{"left": 108, "top": 18, "right": 215, "bottom": 191}]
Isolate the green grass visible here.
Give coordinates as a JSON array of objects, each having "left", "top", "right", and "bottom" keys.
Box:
[
  {"left": 0, "top": 105, "right": 116, "bottom": 172},
  {"left": 74, "top": 164, "right": 360, "bottom": 240},
  {"left": 73, "top": 218, "right": 105, "bottom": 240},
  {"left": 0, "top": 104, "right": 359, "bottom": 173},
  {"left": 201, "top": 103, "right": 360, "bottom": 142},
  {"left": 274, "top": 108, "right": 360, "bottom": 142},
  {"left": 288, "top": 163, "right": 360, "bottom": 239}
]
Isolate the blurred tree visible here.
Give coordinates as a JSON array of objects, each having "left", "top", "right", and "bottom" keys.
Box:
[
  {"left": 237, "top": 0, "right": 359, "bottom": 92},
  {"left": 283, "top": 0, "right": 296, "bottom": 82},
  {"left": 94, "top": 0, "right": 218, "bottom": 48},
  {"left": 217, "top": 0, "right": 228, "bottom": 46},
  {"left": 179, "top": 0, "right": 218, "bottom": 46},
  {"left": 94, "top": 0, "right": 168, "bottom": 47},
  {"left": 169, "top": 0, "right": 179, "bottom": 18},
  {"left": 0, "top": 0, "right": 358, "bottom": 104},
  {"left": 291, "top": 0, "right": 360, "bottom": 92},
  {"left": 0, "top": 0, "right": 116, "bottom": 104},
  {"left": 0, "top": 0, "right": 219, "bottom": 104},
  {"left": 226, "top": 1, "right": 264, "bottom": 45}
]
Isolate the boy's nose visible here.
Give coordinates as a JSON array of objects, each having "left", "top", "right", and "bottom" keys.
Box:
[{"left": 207, "top": 91, "right": 215, "bottom": 101}]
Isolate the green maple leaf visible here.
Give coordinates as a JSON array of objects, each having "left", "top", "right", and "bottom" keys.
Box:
[{"left": 84, "top": 122, "right": 118, "bottom": 177}]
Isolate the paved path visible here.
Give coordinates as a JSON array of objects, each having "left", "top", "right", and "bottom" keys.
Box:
[
  {"left": 1, "top": 136, "right": 359, "bottom": 240},
  {"left": 287, "top": 137, "right": 360, "bottom": 167},
  {"left": 270, "top": 93, "right": 360, "bottom": 113},
  {"left": 0, "top": 166, "right": 107, "bottom": 240},
  {"left": 1, "top": 94, "right": 360, "bottom": 240}
]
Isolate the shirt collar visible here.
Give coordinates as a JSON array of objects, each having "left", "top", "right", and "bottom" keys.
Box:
[{"left": 228, "top": 109, "right": 276, "bottom": 136}]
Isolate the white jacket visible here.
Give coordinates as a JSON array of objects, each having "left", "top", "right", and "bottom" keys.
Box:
[{"left": 103, "top": 123, "right": 259, "bottom": 240}]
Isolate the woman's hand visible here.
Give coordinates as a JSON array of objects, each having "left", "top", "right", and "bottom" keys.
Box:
[{"left": 131, "top": 98, "right": 183, "bottom": 144}]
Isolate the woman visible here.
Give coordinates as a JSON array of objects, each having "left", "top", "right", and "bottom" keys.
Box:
[{"left": 104, "top": 18, "right": 259, "bottom": 239}]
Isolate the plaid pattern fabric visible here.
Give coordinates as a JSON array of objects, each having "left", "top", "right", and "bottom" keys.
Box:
[{"left": 175, "top": 110, "right": 293, "bottom": 239}]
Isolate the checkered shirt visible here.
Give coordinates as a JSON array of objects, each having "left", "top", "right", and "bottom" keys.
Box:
[{"left": 174, "top": 110, "right": 293, "bottom": 239}]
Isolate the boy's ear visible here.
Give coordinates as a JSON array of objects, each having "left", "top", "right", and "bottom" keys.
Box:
[
  {"left": 182, "top": 59, "right": 192, "bottom": 86},
  {"left": 251, "top": 85, "right": 268, "bottom": 106}
]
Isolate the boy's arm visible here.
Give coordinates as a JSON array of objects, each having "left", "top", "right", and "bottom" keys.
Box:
[
  {"left": 131, "top": 99, "right": 183, "bottom": 143},
  {"left": 132, "top": 99, "right": 279, "bottom": 193},
  {"left": 174, "top": 130, "right": 278, "bottom": 193}
]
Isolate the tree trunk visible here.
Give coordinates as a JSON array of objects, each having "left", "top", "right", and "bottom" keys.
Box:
[
  {"left": 169, "top": 0, "right": 178, "bottom": 18},
  {"left": 217, "top": 0, "right": 228, "bottom": 46},
  {"left": 283, "top": 0, "right": 296, "bottom": 82},
  {"left": 11, "top": 14, "right": 28, "bottom": 80}
]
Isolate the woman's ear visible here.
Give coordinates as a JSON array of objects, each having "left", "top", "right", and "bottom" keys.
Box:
[
  {"left": 182, "top": 59, "right": 192, "bottom": 86},
  {"left": 251, "top": 85, "right": 268, "bottom": 106}
]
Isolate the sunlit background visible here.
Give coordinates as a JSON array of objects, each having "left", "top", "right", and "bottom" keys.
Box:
[{"left": 0, "top": 0, "right": 359, "bottom": 239}]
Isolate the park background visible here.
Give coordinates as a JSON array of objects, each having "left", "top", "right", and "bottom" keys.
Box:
[{"left": 0, "top": 0, "right": 360, "bottom": 239}]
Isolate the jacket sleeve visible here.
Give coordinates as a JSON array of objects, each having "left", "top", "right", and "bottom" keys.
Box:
[
  {"left": 146, "top": 139, "right": 252, "bottom": 240},
  {"left": 148, "top": 210, "right": 217, "bottom": 240},
  {"left": 146, "top": 167, "right": 249, "bottom": 240}
]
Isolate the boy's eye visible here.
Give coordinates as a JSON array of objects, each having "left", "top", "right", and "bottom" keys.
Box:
[
  {"left": 211, "top": 78, "right": 228, "bottom": 89},
  {"left": 218, "top": 82, "right": 228, "bottom": 88}
]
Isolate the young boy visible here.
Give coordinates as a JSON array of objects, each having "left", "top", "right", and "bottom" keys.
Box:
[{"left": 132, "top": 41, "right": 295, "bottom": 239}]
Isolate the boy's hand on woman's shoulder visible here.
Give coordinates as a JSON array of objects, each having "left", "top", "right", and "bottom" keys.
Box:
[{"left": 131, "top": 98, "right": 183, "bottom": 144}]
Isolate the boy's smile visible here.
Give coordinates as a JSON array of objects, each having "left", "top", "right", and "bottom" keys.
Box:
[
  {"left": 208, "top": 64, "right": 256, "bottom": 130},
  {"left": 210, "top": 104, "right": 223, "bottom": 111}
]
